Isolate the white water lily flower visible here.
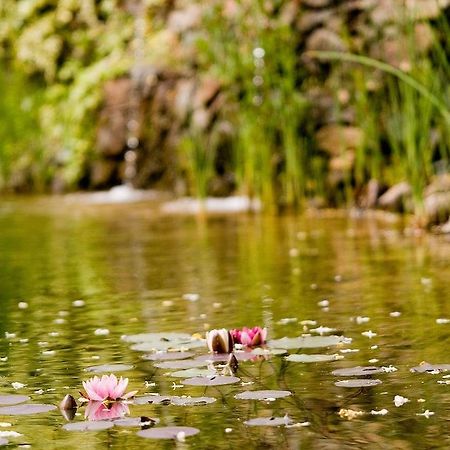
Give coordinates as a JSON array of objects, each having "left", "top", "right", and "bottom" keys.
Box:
[
  {"left": 206, "top": 329, "right": 233, "bottom": 353},
  {"left": 394, "top": 395, "right": 409, "bottom": 407}
]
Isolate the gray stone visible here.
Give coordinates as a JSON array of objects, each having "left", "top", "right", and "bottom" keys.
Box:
[
  {"left": 378, "top": 182, "right": 412, "bottom": 210},
  {"left": 306, "top": 28, "right": 347, "bottom": 52},
  {"left": 316, "top": 125, "right": 364, "bottom": 156}
]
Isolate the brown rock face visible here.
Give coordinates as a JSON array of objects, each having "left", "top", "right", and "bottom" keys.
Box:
[{"left": 316, "top": 125, "right": 364, "bottom": 156}]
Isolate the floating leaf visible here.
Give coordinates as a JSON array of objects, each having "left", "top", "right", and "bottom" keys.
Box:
[
  {"left": 85, "top": 364, "right": 133, "bottom": 373},
  {"left": 286, "top": 354, "right": 343, "bottom": 363},
  {"left": 131, "top": 340, "right": 204, "bottom": 352},
  {"left": 62, "top": 421, "right": 114, "bottom": 431},
  {"left": 0, "top": 404, "right": 56, "bottom": 415},
  {"left": 251, "top": 348, "right": 287, "bottom": 356},
  {"left": 244, "top": 416, "right": 292, "bottom": 427},
  {"left": 134, "top": 395, "right": 215, "bottom": 406},
  {"left": 137, "top": 426, "right": 200, "bottom": 439},
  {"left": 183, "top": 376, "right": 240, "bottom": 386},
  {"left": 154, "top": 360, "right": 207, "bottom": 370},
  {"left": 195, "top": 352, "right": 256, "bottom": 362},
  {"left": 332, "top": 366, "right": 384, "bottom": 376},
  {"left": 143, "top": 352, "right": 194, "bottom": 361},
  {"left": 169, "top": 368, "right": 215, "bottom": 378},
  {"left": 410, "top": 362, "right": 450, "bottom": 373},
  {"left": 267, "top": 335, "right": 351, "bottom": 350},
  {"left": 235, "top": 390, "right": 291, "bottom": 400},
  {"left": 0, "top": 394, "right": 30, "bottom": 405},
  {"left": 334, "top": 379, "right": 382, "bottom": 388},
  {"left": 113, "top": 417, "right": 159, "bottom": 427},
  {"left": 134, "top": 395, "right": 172, "bottom": 405},
  {"left": 122, "top": 332, "right": 193, "bottom": 344}
]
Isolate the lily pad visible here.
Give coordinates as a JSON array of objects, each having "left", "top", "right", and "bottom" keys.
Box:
[
  {"left": 169, "top": 368, "right": 215, "bottom": 378},
  {"left": 154, "top": 360, "right": 207, "bottom": 370},
  {"left": 183, "top": 376, "right": 240, "bottom": 386},
  {"left": 286, "top": 354, "right": 343, "bottom": 363},
  {"left": 251, "top": 348, "right": 287, "bottom": 356},
  {"left": 137, "top": 426, "right": 200, "bottom": 439},
  {"left": 134, "top": 395, "right": 216, "bottom": 406},
  {"left": 410, "top": 362, "right": 450, "bottom": 373},
  {"left": 235, "top": 390, "right": 291, "bottom": 400},
  {"left": 332, "top": 366, "right": 384, "bottom": 376},
  {"left": 131, "top": 340, "right": 204, "bottom": 352},
  {"left": 62, "top": 421, "right": 114, "bottom": 431},
  {"left": 85, "top": 364, "right": 134, "bottom": 373},
  {"left": 134, "top": 395, "right": 172, "bottom": 405},
  {"left": 0, "top": 394, "right": 30, "bottom": 405},
  {"left": 122, "top": 332, "right": 193, "bottom": 344},
  {"left": 244, "top": 416, "right": 293, "bottom": 427},
  {"left": 267, "top": 335, "right": 351, "bottom": 350},
  {"left": 113, "top": 417, "right": 159, "bottom": 427},
  {"left": 195, "top": 352, "right": 256, "bottom": 362},
  {"left": 0, "top": 404, "right": 56, "bottom": 415},
  {"left": 334, "top": 379, "right": 382, "bottom": 388},
  {"left": 142, "top": 352, "right": 193, "bottom": 361}
]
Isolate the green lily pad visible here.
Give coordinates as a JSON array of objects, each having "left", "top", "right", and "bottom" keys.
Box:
[
  {"left": 286, "top": 354, "right": 343, "bottom": 363},
  {"left": 169, "top": 368, "right": 215, "bottom": 378},
  {"left": 122, "top": 332, "right": 193, "bottom": 344},
  {"left": 142, "top": 352, "right": 194, "bottom": 361},
  {"left": 334, "top": 379, "right": 382, "bottom": 388},
  {"left": 154, "top": 360, "right": 207, "bottom": 370},
  {"left": 244, "top": 416, "right": 292, "bottom": 426},
  {"left": 0, "top": 394, "right": 30, "bottom": 405},
  {"left": 332, "top": 366, "right": 384, "bottom": 376},
  {"left": 0, "top": 404, "right": 56, "bottom": 415},
  {"left": 183, "top": 376, "right": 240, "bottom": 386},
  {"left": 62, "top": 421, "right": 114, "bottom": 431},
  {"left": 235, "top": 390, "right": 291, "bottom": 400},
  {"left": 137, "top": 426, "right": 200, "bottom": 439},
  {"left": 267, "top": 335, "right": 351, "bottom": 349},
  {"left": 134, "top": 395, "right": 215, "bottom": 406},
  {"left": 85, "top": 364, "right": 133, "bottom": 373}
]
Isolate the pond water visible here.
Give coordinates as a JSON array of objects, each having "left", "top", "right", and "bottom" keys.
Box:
[{"left": 0, "top": 198, "right": 449, "bottom": 449}]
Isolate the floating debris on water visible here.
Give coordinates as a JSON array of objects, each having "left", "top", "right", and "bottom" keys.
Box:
[
  {"left": 94, "top": 329, "right": 110, "bottom": 336},
  {"left": 416, "top": 410, "right": 434, "bottom": 418},
  {"left": 361, "top": 330, "right": 377, "bottom": 338},
  {"left": 394, "top": 395, "right": 409, "bottom": 407}
]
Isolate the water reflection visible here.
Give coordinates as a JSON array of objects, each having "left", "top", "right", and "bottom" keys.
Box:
[
  {"left": 0, "top": 201, "right": 448, "bottom": 449},
  {"left": 85, "top": 401, "right": 130, "bottom": 421}
]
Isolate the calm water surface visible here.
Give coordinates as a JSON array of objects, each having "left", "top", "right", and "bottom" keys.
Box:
[{"left": 0, "top": 198, "right": 449, "bottom": 449}]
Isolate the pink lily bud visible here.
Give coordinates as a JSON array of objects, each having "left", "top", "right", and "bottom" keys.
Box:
[
  {"left": 230, "top": 326, "right": 267, "bottom": 347},
  {"left": 206, "top": 328, "right": 234, "bottom": 353}
]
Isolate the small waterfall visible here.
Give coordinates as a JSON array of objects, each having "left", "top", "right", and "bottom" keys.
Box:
[{"left": 123, "top": 0, "right": 146, "bottom": 187}]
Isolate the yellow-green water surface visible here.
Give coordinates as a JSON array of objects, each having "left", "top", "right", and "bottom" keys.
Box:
[{"left": 0, "top": 198, "right": 449, "bottom": 449}]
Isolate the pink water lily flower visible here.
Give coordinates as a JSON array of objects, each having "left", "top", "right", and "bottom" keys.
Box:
[
  {"left": 82, "top": 374, "right": 137, "bottom": 402},
  {"left": 230, "top": 327, "right": 267, "bottom": 347},
  {"left": 85, "top": 400, "right": 130, "bottom": 421}
]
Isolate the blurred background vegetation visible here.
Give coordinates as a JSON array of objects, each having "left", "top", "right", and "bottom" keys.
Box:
[{"left": 0, "top": 0, "right": 449, "bottom": 224}]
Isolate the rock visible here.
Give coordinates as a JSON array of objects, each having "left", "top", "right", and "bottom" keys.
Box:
[
  {"left": 437, "top": 219, "right": 450, "bottom": 233},
  {"left": 316, "top": 125, "right": 364, "bottom": 156},
  {"left": 414, "top": 22, "right": 434, "bottom": 52},
  {"left": 366, "top": 179, "right": 380, "bottom": 209},
  {"left": 90, "top": 160, "right": 118, "bottom": 189},
  {"left": 302, "top": 0, "right": 333, "bottom": 7},
  {"left": 405, "top": 0, "right": 450, "bottom": 20},
  {"left": 370, "top": 0, "right": 399, "bottom": 26},
  {"left": 279, "top": 1, "right": 300, "bottom": 26},
  {"left": 378, "top": 182, "right": 412, "bottom": 210},
  {"left": 167, "top": 4, "right": 202, "bottom": 33},
  {"left": 193, "top": 78, "right": 221, "bottom": 109},
  {"left": 424, "top": 174, "right": 450, "bottom": 223},
  {"left": 371, "top": 36, "right": 411, "bottom": 69},
  {"left": 425, "top": 191, "right": 450, "bottom": 223},
  {"left": 306, "top": 28, "right": 347, "bottom": 52},
  {"left": 96, "top": 79, "right": 131, "bottom": 156},
  {"left": 174, "top": 78, "right": 196, "bottom": 123},
  {"left": 298, "top": 10, "right": 333, "bottom": 33}
]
